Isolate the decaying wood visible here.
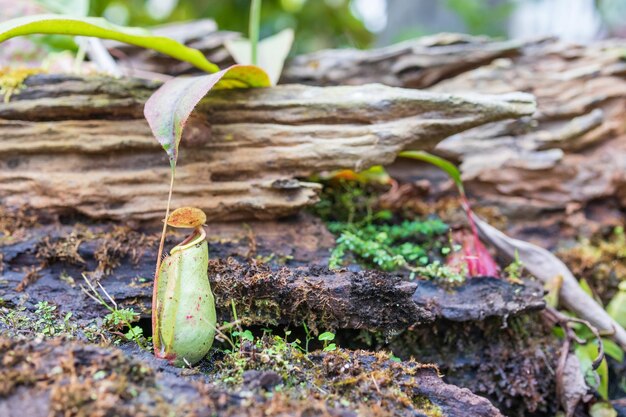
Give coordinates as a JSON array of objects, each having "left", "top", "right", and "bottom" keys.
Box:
[
  {"left": 104, "top": 25, "right": 522, "bottom": 90},
  {"left": 0, "top": 216, "right": 545, "bottom": 415},
  {"left": 98, "top": 24, "right": 626, "bottom": 232},
  {"left": 428, "top": 39, "right": 626, "bottom": 236},
  {"left": 0, "top": 216, "right": 545, "bottom": 332},
  {"left": 281, "top": 33, "right": 524, "bottom": 88},
  {"left": 0, "top": 74, "right": 534, "bottom": 221}
]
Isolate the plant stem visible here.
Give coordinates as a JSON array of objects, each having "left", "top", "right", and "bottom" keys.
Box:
[
  {"left": 249, "top": 0, "right": 261, "bottom": 66},
  {"left": 152, "top": 166, "right": 176, "bottom": 353}
]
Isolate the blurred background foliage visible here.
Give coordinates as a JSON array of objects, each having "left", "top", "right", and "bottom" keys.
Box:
[
  {"left": 3, "top": 0, "right": 626, "bottom": 58},
  {"left": 87, "top": 0, "right": 626, "bottom": 52},
  {"left": 89, "top": 0, "right": 375, "bottom": 53}
]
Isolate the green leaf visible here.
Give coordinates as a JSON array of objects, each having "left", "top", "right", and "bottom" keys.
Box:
[
  {"left": 240, "top": 329, "right": 254, "bottom": 342},
  {"left": 399, "top": 150, "right": 464, "bottom": 195},
  {"left": 575, "top": 341, "right": 609, "bottom": 400},
  {"left": 0, "top": 14, "right": 219, "bottom": 73},
  {"left": 318, "top": 331, "right": 335, "bottom": 341},
  {"left": 602, "top": 338, "right": 624, "bottom": 362},
  {"left": 607, "top": 282, "right": 626, "bottom": 328},
  {"left": 225, "top": 28, "right": 295, "bottom": 85},
  {"left": 144, "top": 65, "right": 270, "bottom": 167},
  {"left": 323, "top": 343, "right": 337, "bottom": 352},
  {"left": 125, "top": 326, "right": 143, "bottom": 340}
]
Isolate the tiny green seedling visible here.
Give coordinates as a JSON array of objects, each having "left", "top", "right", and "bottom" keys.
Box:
[
  {"left": 80, "top": 273, "right": 144, "bottom": 348},
  {"left": 318, "top": 331, "right": 337, "bottom": 352}
]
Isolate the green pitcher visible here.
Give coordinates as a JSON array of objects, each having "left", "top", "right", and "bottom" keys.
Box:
[{"left": 154, "top": 207, "right": 216, "bottom": 367}]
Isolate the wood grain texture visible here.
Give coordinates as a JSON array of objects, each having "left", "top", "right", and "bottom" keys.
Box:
[
  {"left": 428, "top": 39, "right": 626, "bottom": 236},
  {"left": 0, "top": 75, "right": 534, "bottom": 221}
]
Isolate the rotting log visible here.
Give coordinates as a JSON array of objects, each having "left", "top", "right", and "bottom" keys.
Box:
[
  {"left": 103, "top": 25, "right": 626, "bottom": 234},
  {"left": 0, "top": 337, "right": 504, "bottom": 417},
  {"left": 0, "top": 74, "right": 534, "bottom": 221},
  {"left": 104, "top": 24, "right": 523, "bottom": 89},
  {"left": 0, "top": 214, "right": 545, "bottom": 333},
  {"left": 0, "top": 214, "right": 551, "bottom": 415},
  {"left": 281, "top": 33, "right": 525, "bottom": 88},
  {"left": 426, "top": 39, "right": 626, "bottom": 239}
]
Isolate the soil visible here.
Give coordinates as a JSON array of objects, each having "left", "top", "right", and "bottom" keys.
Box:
[
  {"left": 0, "top": 207, "right": 564, "bottom": 416},
  {"left": 0, "top": 335, "right": 503, "bottom": 417}
]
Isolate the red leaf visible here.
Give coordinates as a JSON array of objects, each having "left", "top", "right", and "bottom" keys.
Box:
[{"left": 447, "top": 232, "right": 500, "bottom": 277}]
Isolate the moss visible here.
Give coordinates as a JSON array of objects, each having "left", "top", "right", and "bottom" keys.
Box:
[
  {"left": 413, "top": 396, "right": 444, "bottom": 417},
  {"left": 390, "top": 313, "right": 558, "bottom": 415},
  {"left": 557, "top": 225, "right": 626, "bottom": 303},
  {"left": 0, "top": 336, "right": 188, "bottom": 417},
  {"left": 310, "top": 172, "right": 498, "bottom": 284},
  {"left": 211, "top": 334, "right": 443, "bottom": 416},
  {"left": 0, "top": 67, "right": 43, "bottom": 102}
]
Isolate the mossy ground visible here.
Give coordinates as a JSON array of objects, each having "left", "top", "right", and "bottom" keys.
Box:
[
  {"left": 0, "top": 328, "right": 451, "bottom": 417},
  {"left": 3, "top": 185, "right": 621, "bottom": 416},
  {"left": 210, "top": 334, "right": 446, "bottom": 416},
  {"left": 557, "top": 225, "right": 626, "bottom": 304}
]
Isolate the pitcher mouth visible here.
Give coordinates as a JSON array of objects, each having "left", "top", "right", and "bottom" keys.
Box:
[{"left": 171, "top": 227, "right": 207, "bottom": 255}]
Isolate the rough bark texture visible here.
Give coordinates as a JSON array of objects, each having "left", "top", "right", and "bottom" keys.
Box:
[
  {"left": 105, "top": 24, "right": 520, "bottom": 89},
  {"left": 281, "top": 33, "right": 524, "bottom": 88},
  {"left": 0, "top": 213, "right": 547, "bottom": 416},
  {"left": 0, "top": 74, "right": 534, "bottom": 221}
]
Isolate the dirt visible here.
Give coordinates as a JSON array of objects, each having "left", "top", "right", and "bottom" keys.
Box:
[{"left": 0, "top": 335, "right": 505, "bottom": 417}]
